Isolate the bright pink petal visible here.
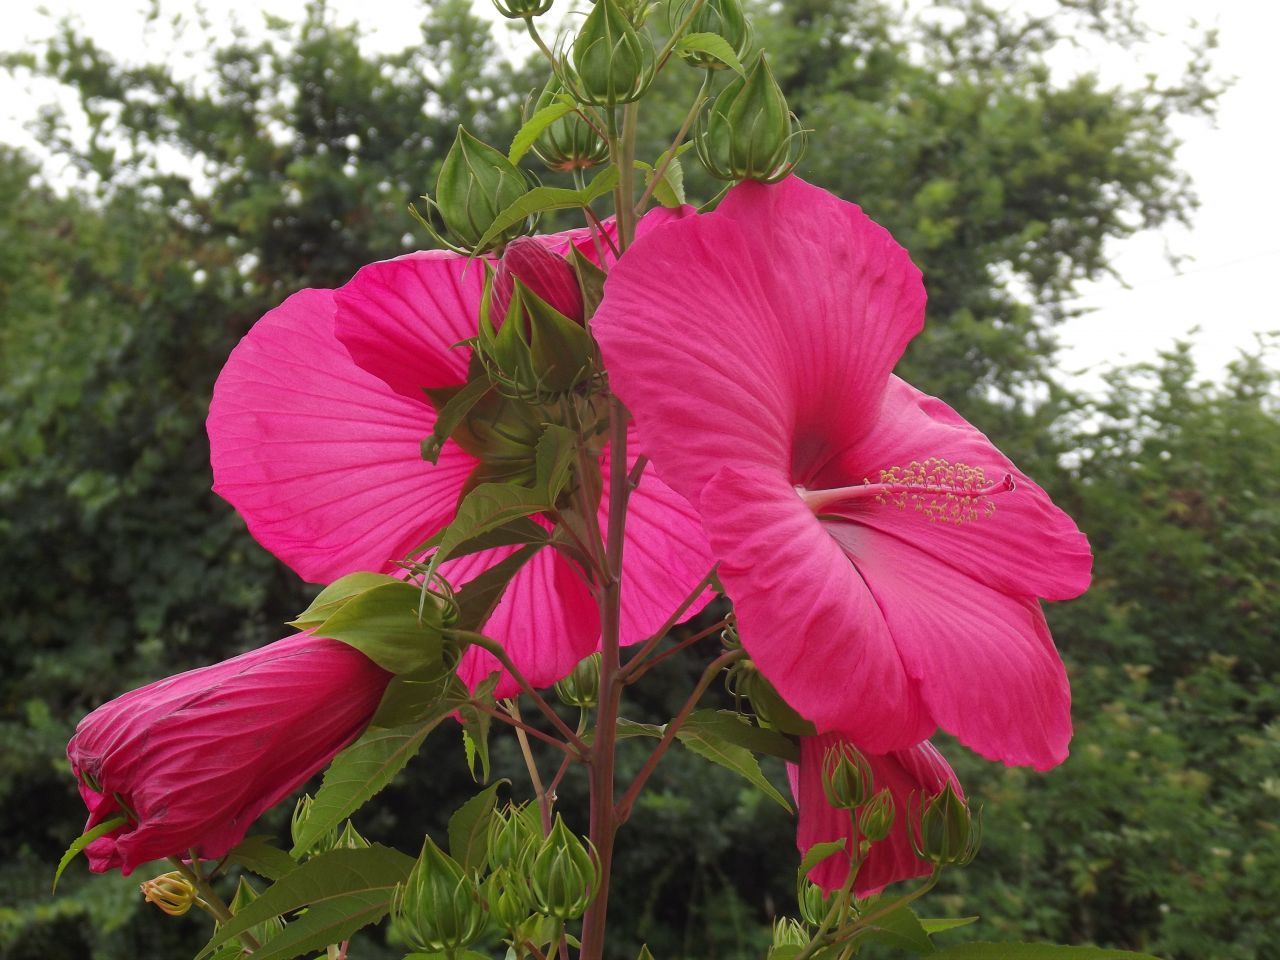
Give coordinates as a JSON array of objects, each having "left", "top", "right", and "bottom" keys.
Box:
[
  {"left": 829, "top": 521, "right": 1072, "bottom": 769},
  {"left": 600, "top": 425, "right": 716, "bottom": 647},
  {"left": 816, "top": 377, "right": 1092, "bottom": 602},
  {"left": 208, "top": 288, "right": 475, "bottom": 583},
  {"left": 790, "top": 736, "right": 960, "bottom": 896},
  {"left": 333, "top": 251, "right": 483, "bottom": 402},
  {"left": 594, "top": 176, "right": 924, "bottom": 506},
  {"left": 701, "top": 464, "right": 933, "bottom": 753},
  {"left": 447, "top": 545, "right": 600, "bottom": 698}
]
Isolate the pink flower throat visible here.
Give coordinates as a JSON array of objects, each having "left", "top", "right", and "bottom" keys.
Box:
[{"left": 798, "top": 457, "right": 1015, "bottom": 525}]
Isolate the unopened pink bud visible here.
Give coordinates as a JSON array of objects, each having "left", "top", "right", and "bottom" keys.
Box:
[{"left": 492, "top": 238, "right": 584, "bottom": 323}]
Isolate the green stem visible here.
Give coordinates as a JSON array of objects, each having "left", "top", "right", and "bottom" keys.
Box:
[
  {"left": 828, "top": 872, "right": 940, "bottom": 945},
  {"left": 615, "top": 648, "right": 744, "bottom": 822},
  {"left": 525, "top": 18, "right": 557, "bottom": 68},
  {"left": 169, "top": 856, "right": 260, "bottom": 953},
  {"left": 633, "top": 80, "right": 709, "bottom": 216},
  {"left": 509, "top": 700, "right": 555, "bottom": 835},
  {"left": 616, "top": 102, "right": 640, "bottom": 249},
  {"left": 654, "top": 0, "right": 709, "bottom": 72}
]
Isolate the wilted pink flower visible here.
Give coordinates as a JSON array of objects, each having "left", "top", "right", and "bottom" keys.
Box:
[
  {"left": 788, "top": 735, "right": 961, "bottom": 895},
  {"left": 208, "top": 216, "right": 713, "bottom": 696},
  {"left": 67, "top": 635, "right": 389, "bottom": 875},
  {"left": 594, "top": 176, "right": 1092, "bottom": 769}
]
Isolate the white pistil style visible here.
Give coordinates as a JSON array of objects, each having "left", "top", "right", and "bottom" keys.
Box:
[{"left": 798, "top": 457, "right": 1016, "bottom": 525}]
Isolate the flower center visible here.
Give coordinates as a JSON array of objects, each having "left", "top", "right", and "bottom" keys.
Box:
[{"left": 797, "top": 457, "right": 1015, "bottom": 524}]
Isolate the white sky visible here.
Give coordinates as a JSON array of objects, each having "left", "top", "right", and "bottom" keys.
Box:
[{"left": 3, "top": 0, "right": 1277, "bottom": 392}]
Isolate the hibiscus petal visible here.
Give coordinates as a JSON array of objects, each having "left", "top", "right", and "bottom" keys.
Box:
[
  {"left": 594, "top": 176, "right": 924, "bottom": 506},
  {"left": 829, "top": 522, "right": 1072, "bottom": 769},
  {"left": 333, "top": 251, "right": 483, "bottom": 402},
  {"left": 816, "top": 376, "right": 1092, "bottom": 602},
  {"left": 448, "top": 545, "right": 600, "bottom": 697},
  {"left": 700, "top": 464, "right": 933, "bottom": 753},
  {"left": 600, "top": 425, "right": 716, "bottom": 647},
  {"left": 790, "top": 737, "right": 960, "bottom": 896},
  {"left": 208, "top": 288, "right": 474, "bottom": 582}
]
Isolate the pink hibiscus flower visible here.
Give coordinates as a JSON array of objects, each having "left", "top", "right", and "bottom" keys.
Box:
[
  {"left": 208, "top": 217, "right": 713, "bottom": 695},
  {"left": 593, "top": 176, "right": 1092, "bottom": 769},
  {"left": 788, "top": 735, "right": 962, "bottom": 895},
  {"left": 68, "top": 634, "right": 389, "bottom": 874}
]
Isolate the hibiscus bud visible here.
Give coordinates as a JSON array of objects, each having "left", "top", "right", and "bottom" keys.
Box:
[
  {"left": 570, "top": 0, "right": 655, "bottom": 106},
  {"left": 555, "top": 652, "right": 602, "bottom": 708},
  {"left": 229, "top": 875, "right": 286, "bottom": 944},
  {"left": 531, "top": 77, "right": 609, "bottom": 172},
  {"left": 772, "top": 917, "right": 809, "bottom": 949},
  {"left": 493, "top": 237, "right": 585, "bottom": 324},
  {"left": 529, "top": 815, "right": 599, "bottom": 920},
  {"left": 66, "top": 635, "right": 390, "bottom": 875},
  {"left": 487, "top": 801, "right": 542, "bottom": 870},
  {"left": 492, "top": 0, "right": 553, "bottom": 19},
  {"left": 485, "top": 865, "right": 535, "bottom": 931},
  {"left": 292, "top": 794, "right": 338, "bottom": 857},
  {"left": 139, "top": 871, "right": 198, "bottom": 917},
  {"left": 695, "top": 53, "right": 801, "bottom": 183},
  {"left": 435, "top": 126, "right": 529, "bottom": 251},
  {"left": 797, "top": 880, "right": 832, "bottom": 926},
  {"left": 912, "top": 783, "right": 981, "bottom": 867},
  {"left": 478, "top": 272, "right": 596, "bottom": 399},
  {"left": 669, "top": 0, "right": 751, "bottom": 70},
  {"left": 335, "top": 819, "right": 371, "bottom": 850},
  {"left": 393, "top": 837, "right": 487, "bottom": 953},
  {"left": 821, "top": 740, "right": 874, "bottom": 811},
  {"left": 858, "top": 787, "right": 896, "bottom": 845}
]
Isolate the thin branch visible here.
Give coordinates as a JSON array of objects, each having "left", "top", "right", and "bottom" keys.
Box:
[
  {"left": 509, "top": 700, "right": 554, "bottom": 834},
  {"left": 471, "top": 700, "right": 579, "bottom": 759},
  {"left": 623, "top": 617, "right": 729, "bottom": 686},
  {"left": 619, "top": 566, "right": 718, "bottom": 682},
  {"left": 633, "top": 83, "right": 708, "bottom": 215},
  {"left": 616, "top": 648, "right": 744, "bottom": 822}
]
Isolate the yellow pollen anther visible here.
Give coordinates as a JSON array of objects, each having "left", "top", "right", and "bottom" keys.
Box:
[{"left": 798, "top": 457, "right": 1014, "bottom": 524}]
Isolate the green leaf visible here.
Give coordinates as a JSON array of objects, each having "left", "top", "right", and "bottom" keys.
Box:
[
  {"left": 371, "top": 666, "right": 463, "bottom": 729},
  {"left": 428, "top": 482, "right": 553, "bottom": 580},
  {"left": 859, "top": 904, "right": 935, "bottom": 954},
  {"left": 290, "top": 702, "right": 458, "bottom": 857},
  {"left": 920, "top": 917, "right": 981, "bottom": 935},
  {"left": 930, "top": 945, "right": 1163, "bottom": 960},
  {"left": 309, "top": 580, "right": 443, "bottom": 675},
  {"left": 198, "top": 845, "right": 414, "bottom": 960},
  {"left": 509, "top": 97, "right": 576, "bottom": 165},
  {"left": 676, "top": 725, "right": 793, "bottom": 812},
  {"left": 472, "top": 166, "right": 619, "bottom": 252},
  {"left": 646, "top": 146, "right": 690, "bottom": 209},
  {"left": 53, "top": 815, "right": 126, "bottom": 891},
  {"left": 684, "top": 709, "right": 799, "bottom": 762},
  {"left": 421, "top": 377, "right": 492, "bottom": 464},
  {"left": 568, "top": 246, "right": 608, "bottom": 318},
  {"left": 798, "top": 839, "right": 847, "bottom": 882},
  {"left": 535, "top": 423, "right": 578, "bottom": 502},
  {"left": 453, "top": 542, "right": 543, "bottom": 633},
  {"left": 224, "top": 836, "right": 298, "bottom": 882},
  {"left": 408, "top": 516, "right": 548, "bottom": 566},
  {"left": 447, "top": 780, "right": 506, "bottom": 872},
  {"left": 291, "top": 572, "right": 401, "bottom": 630},
  {"left": 675, "top": 32, "right": 746, "bottom": 75}
]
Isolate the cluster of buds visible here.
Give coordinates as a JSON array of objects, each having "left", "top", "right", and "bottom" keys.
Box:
[{"left": 292, "top": 795, "right": 372, "bottom": 858}]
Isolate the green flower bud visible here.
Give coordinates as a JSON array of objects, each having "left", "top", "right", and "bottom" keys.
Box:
[
  {"left": 821, "top": 740, "right": 874, "bottom": 811},
  {"left": 797, "top": 880, "right": 832, "bottom": 926},
  {"left": 291, "top": 794, "right": 338, "bottom": 857},
  {"left": 435, "top": 126, "right": 529, "bottom": 251},
  {"left": 725, "top": 661, "right": 815, "bottom": 735},
  {"left": 771, "top": 917, "right": 809, "bottom": 949},
  {"left": 529, "top": 816, "right": 599, "bottom": 920},
  {"left": 555, "top": 652, "right": 602, "bottom": 708},
  {"left": 229, "top": 876, "right": 286, "bottom": 944},
  {"left": 476, "top": 271, "right": 597, "bottom": 401},
  {"left": 393, "top": 837, "right": 487, "bottom": 953},
  {"left": 335, "top": 819, "right": 371, "bottom": 850},
  {"left": 696, "top": 53, "right": 802, "bottom": 183},
  {"left": 531, "top": 78, "right": 609, "bottom": 172},
  {"left": 487, "top": 801, "right": 542, "bottom": 870},
  {"left": 139, "top": 871, "right": 198, "bottom": 917},
  {"left": 858, "top": 787, "right": 896, "bottom": 845},
  {"left": 570, "top": 0, "right": 655, "bottom": 106},
  {"left": 485, "top": 866, "right": 535, "bottom": 931},
  {"left": 669, "top": 0, "right": 751, "bottom": 70},
  {"left": 911, "top": 784, "right": 981, "bottom": 868},
  {"left": 492, "top": 0, "right": 553, "bottom": 19}
]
